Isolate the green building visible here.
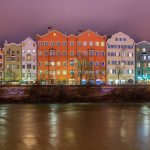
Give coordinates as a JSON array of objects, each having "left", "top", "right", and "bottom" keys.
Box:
[
  {"left": 3, "top": 41, "right": 22, "bottom": 84},
  {"left": 136, "top": 41, "right": 150, "bottom": 84}
]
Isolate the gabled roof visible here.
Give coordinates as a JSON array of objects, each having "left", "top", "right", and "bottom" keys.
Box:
[
  {"left": 37, "top": 29, "right": 67, "bottom": 38},
  {"left": 77, "top": 29, "right": 106, "bottom": 38},
  {"left": 136, "top": 40, "right": 150, "bottom": 45},
  {"left": 22, "top": 37, "right": 36, "bottom": 43}
]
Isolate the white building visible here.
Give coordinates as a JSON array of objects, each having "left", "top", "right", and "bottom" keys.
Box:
[
  {"left": 21, "top": 37, "right": 37, "bottom": 84},
  {"left": 107, "top": 32, "right": 135, "bottom": 84}
]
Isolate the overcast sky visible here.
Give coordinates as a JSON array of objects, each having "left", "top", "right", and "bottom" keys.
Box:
[{"left": 0, "top": 0, "right": 150, "bottom": 45}]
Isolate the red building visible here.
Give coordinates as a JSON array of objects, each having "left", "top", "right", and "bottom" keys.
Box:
[{"left": 37, "top": 28, "right": 106, "bottom": 85}]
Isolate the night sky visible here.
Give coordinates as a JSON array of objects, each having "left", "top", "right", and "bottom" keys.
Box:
[{"left": 0, "top": 0, "right": 149, "bottom": 46}]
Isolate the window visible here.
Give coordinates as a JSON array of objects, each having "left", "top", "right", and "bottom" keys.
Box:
[
  {"left": 39, "top": 70, "right": 42, "bottom": 75},
  {"left": 50, "top": 42, "right": 55, "bottom": 46},
  {"left": 89, "top": 41, "right": 93, "bottom": 46},
  {"left": 70, "top": 60, "right": 74, "bottom": 66},
  {"left": 83, "top": 51, "right": 88, "bottom": 56},
  {"left": 0, "top": 63, "right": 2, "bottom": 68},
  {"left": 62, "top": 41, "right": 67, "bottom": 46},
  {"left": 101, "top": 41, "right": 105, "bottom": 46},
  {"left": 70, "top": 51, "right": 74, "bottom": 56},
  {"left": 89, "top": 50, "right": 94, "bottom": 56},
  {"left": 78, "top": 41, "right": 82, "bottom": 46},
  {"left": 119, "top": 38, "right": 122, "bottom": 41},
  {"left": 44, "top": 51, "right": 49, "bottom": 56},
  {"left": 148, "top": 63, "right": 150, "bottom": 67},
  {"left": 33, "top": 65, "right": 36, "bottom": 70},
  {"left": 100, "top": 62, "right": 105, "bottom": 67},
  {"left": 10, "top": 57, "right": 15, "bottom": 61},
  {"left": 22, "top": 65, "right": 25, "bottom": 69},
  {"left": 50, "top": 50, "right": 55, "bottom": 56},
  {"left": 70, "top": 70, "right": 74, "bottom": 75},
  {"left": 28, "top": 50, "right": 31, "bottom": 53},
  {"left": 70, "top": 41, "right": 74, "bottom": 46},
  {"left": 95, "top": 51, "right": 99, "bottom": 56},
  {"left": 83, "top": 41, "right": 87, "bottom": 46},
  {"left": 62, "top": 51, "right": 67, "bottom": 56},
  {"left": 77, "top": 51, "right": 81, "bottom": 56},
  {"left": 38, "top": 62, "right": 42, "bottom": 67},
  {"left": 142, "top": 48, "right": 146, "bottom": 52},
  {"left": 38, "top": 51, "right": 42, "bottom": 56},
  {"left": 95, "top": 42, "right": 99, "bottom": 46},
  {"left": 0, "top": 55, "right": 2, "bottom": 59},
  {"left": 148, "top": 56, "right": 150, "bottom": 60},
  {"left": 137, "top": 63, "right": 140, "bottom": 67},
  {"left": 44, "top": 61, "right": 48, "bottom": 66},
  {"left": 33, "top": 49, "right": 36, "bottom": 53},
  {"left": 115, "top": 38, "right": 118, "bottom": 41},
  {"left": 63, "top": 61, "right": 67, "bottom": 66},
  {"left": 45, "top": 70, "right": 49, "bottom": 75},
  {"left": 57, "top": 51, "right": 60, "bottom": 56},
  {"left": 22, "top": 43, "right": 25, "bottom": 47},
  {"left": 27, "top": 54, "right": 31, "bottom": 61},
  {"left": 33, "top": 43, "right": 36, "bottom": 47},
  {"left": 27, "top": 64, "right": 31, "bottom": 69},
  {"left": 56, "top": 42, "right": 61, "bottom": 46},
  {"left": 62, "top": 70, "right": 67, "bottom": 75},
  {"left": 57, "top": 70, "right": 60, "bottom": 75},
  {"left": 17, "top": 51, "right": 19, "bottom": 54},
  {"left": 50, "top": 61, "right": 55, "bottom": 66},
  {"left": 95, "top": 61, "right": 99, "bottom": 66},
  {"left": 128, "top": 53, "right": 133, "bottom": 57},
  {"left": 101, "top": 51, "right": 105, "bottom": 56},
  {"left": 57, "top": 61, "right": 60, "bottom": 66},
  {"left": 45, "top": 42, "right": 49, "bottom": 46}
]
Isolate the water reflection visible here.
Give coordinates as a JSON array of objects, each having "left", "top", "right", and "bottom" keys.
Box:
[{"left": 0, "top": 104, "right": 150, "bottom": 150}]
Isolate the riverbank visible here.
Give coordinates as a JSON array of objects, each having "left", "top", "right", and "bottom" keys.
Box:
[{"left": 0, "top": 85, "right": 149, "bottom": 104}]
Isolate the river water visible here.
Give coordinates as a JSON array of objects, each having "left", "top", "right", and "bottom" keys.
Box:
[{"left": 0, "top": 103, "right": 150, "bottom": 150}]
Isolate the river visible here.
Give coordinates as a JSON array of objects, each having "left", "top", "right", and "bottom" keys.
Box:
[{"left": 0, "top": 103, "right": 150, "bottom": 150}]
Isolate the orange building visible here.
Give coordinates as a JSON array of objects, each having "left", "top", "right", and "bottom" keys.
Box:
[{"left": 37, "top": 28, "right": 106, "bottom": 85}]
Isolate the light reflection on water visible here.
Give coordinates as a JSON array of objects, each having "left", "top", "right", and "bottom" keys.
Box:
[{"left": 0, "top": 104, "right": 150, "bottom": 150}]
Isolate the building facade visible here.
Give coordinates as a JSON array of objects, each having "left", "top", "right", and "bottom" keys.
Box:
[
  {"left": 0, "top": 48, "right": 3, "bottom": 83},
  {"left": 37, "top": 29, "right": 106, "bottom": 85},
  {"left": 21, "top": 37, "right": 37, "bottom": 84},
  {"left": 107, "top": 32, "right": 135, "bottom": 84},
  {"left": 3, "top": 42, "right": 22, "bottom": 84},
  {"left": 135, "top": 41, "right": 150, "bottom": 84}
]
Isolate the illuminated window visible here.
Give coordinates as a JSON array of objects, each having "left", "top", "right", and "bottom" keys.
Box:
[
  {"left": 101, "top": 42, "right": 105, "bottom": 46},
  {"left": 137, "top": 63, "right": 140, "bottom": 67},
  {"left": 27, "top": 54, "right": 31, "bottom": 61},
  {"left": 95, "top": 42, "right": 99, "bottom": 46},
  {"left": 33, "top": 49, "right": 36, "bottom": 53},
  {"left": 57, "top": 70, "right": 60, "bottom": 75},
  {"left": 57, "top": 61, "right": 60, "bottom": 66},
  {"left": 63, "top": 61, "right": 67, "bottom": 66},
  {"left": 50, "top": 50, "right": 55, "bottom": 56},
  {"left": 50, "top": 61, "right": 55, "bottom": 66},
  {"left": 62, "top": 70, "right": 67, "bottom": 75},
  {"left": 44, "top": 61, "right": 48, "bottom": 66},
  {"left": 142, "top": 48, "right": 146, "bottom": 52}
]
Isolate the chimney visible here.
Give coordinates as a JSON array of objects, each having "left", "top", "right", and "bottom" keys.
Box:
[
  {"left": 78, "top": 30, "right": 83, "bottom": 35},
  {"left": 48, "top": 27, "right": 53, "bottom": 32}
]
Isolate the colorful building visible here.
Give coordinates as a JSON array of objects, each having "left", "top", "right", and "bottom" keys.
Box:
[
  {"left": 3, "top": 41, "right": 22, "bottom": 84},
  {"left": 107, "top": 32, "right": 135, "bottom": 84},
  {"left": 37, "top": 28, "right": 106, "bottom": 85},
  {"left": 135, "top": 41, "right": 150, "bottom": 84},
  {"left": 0, "top": 48, "right": 4, "bottom": 84},
  {"left": 21, "top": 37, "right": 37, "bottom": 84}
]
